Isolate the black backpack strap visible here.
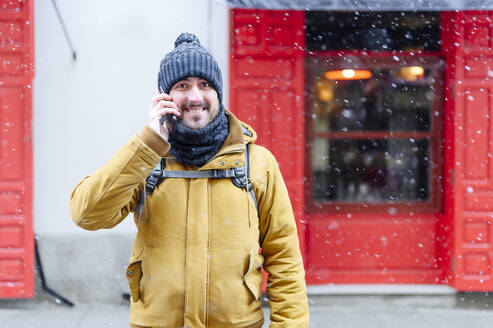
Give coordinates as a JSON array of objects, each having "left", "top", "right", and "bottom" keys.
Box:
[
  {"left": 162, "top": 169, "right": 239, "bottom": 179},
  {"left": 231, "top": 142, "right": 258, "bottom": 213},
  {"left": 137, "top": 159, "right": 165, "bottom": 223},
  {"left": 137, "top": 193, "right": 145, "bottom": 223},
  {"left": 138, "top": 127, "right": 259, "bottom": 221},
  {"left": 138, "top": 163, "right": 246, "bottom": 222},
  {"left": 145, "top": 158, "right": 166, "bottom": 196},
  {"left": 245, "top": 143, "right": 258, "bottom": 213},
  {"left": 239, "top": 127, "right": 259, "bottom": 213}
]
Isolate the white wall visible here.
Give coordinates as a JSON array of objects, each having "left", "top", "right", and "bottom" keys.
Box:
[{"left": 34, "top": 0, "right": 230, "bottom": 236}]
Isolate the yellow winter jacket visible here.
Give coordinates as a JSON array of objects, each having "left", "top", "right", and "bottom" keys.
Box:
[{"left": 70, "top": 111, "right": 309, "bottom": 328}]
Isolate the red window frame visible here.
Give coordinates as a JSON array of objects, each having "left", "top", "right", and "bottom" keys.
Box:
[{"left": 305, "top": 50, "right": 444, "bottom": 214}]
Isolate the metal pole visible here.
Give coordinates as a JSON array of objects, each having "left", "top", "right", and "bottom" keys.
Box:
[
  {"left": 51, "top": 0, "right": 77, "bottom": 61},
  {"left": 34, "top": 237, "right": 74, "bottom": 307}
]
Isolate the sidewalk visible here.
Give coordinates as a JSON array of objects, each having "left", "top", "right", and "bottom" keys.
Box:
[{"left": 2, "top": 293, "right": 493, "bottom": 327}]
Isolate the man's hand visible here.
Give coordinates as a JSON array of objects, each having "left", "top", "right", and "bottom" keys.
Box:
[{"left": 148, "top": 92, "right": 181, "bottom": 141}]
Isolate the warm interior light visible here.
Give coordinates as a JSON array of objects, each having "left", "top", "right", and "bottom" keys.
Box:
[
  {"left": 315, "top": 80, "right": 334, "bottom": 103},
  {"left": 342, "top": 69, "right": 355, "bottom": 78},
  {"left": 398, "top": 66, "right": 424, "bottom": 81},
  {"left": 318, "top": 87, "right": 334, "bottom": 102},
  {"left": 410, "top": 66, "right": 424, "bottom": 75},
  {"left": 325, "top": 69, "right": 372, "bottom": 80}
]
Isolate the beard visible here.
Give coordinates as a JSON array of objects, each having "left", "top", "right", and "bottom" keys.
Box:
[{"left": 179, "top": 101, "right": 215, "bottom": 130}]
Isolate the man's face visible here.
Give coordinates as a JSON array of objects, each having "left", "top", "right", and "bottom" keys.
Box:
[{"left": 169, "top": 77, "right": 220, "bottom": 130}]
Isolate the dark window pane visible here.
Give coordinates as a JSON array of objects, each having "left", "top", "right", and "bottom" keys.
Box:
[
  {"left": 312, "top": 138, "right": 429, "bottom": 203},
  {"left": 306, "top": 11, "right": 441, "bottom": 52},
  {"left": 306, "top": 56, "right": 442, "bottom": 132}
]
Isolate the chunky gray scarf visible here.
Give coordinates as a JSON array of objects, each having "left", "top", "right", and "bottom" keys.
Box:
[{"left": 168, "top": 105, "right": 229, "bottom": 167}]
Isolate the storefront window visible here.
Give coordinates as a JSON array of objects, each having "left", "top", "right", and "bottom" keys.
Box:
[
  {"left": 305, "top": 12, "right": 443, "bottom": 213},
  {"left": 312, "top": 138, "right": 429, "bottom": 202},
  {"left": 306, "top": 11, "right": 440, "bottom": 52}
]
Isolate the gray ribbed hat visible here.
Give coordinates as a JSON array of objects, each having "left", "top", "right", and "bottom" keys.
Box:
[{"left": 157, "top": 33, "right": 223, "bottom": 104}]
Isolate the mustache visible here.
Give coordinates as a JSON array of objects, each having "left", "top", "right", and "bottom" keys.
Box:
[{"left": 181, "top": 101, "right": 209, "bottom": 111}]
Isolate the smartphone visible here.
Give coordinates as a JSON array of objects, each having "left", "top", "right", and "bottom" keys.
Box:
[
  {"left": 160, "top": 113, "right": 177, "bottom": 127},
  {"left": 158, "top": 86, "right": 178, "bottom": 133}
]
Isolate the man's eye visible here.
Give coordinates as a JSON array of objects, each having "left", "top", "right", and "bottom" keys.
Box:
[{"left": 201, "top": 82, "right": 210, "bottom": 87}]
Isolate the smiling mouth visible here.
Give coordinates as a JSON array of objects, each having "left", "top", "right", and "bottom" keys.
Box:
[{"left": 186, "top": 107, "right": 206, "bottom": 113}]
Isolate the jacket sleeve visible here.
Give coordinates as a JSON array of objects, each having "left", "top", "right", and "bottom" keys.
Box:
[
  {"left": 257, "top": 150, "right": 310, "bottom": 327},
  {"left": 70, "top": 128, "right": 168, "bottom": 231}
]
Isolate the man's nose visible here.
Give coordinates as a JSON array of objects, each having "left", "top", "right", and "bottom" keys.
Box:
[{"left": 188, "top": 85, "right": 203, "bottom": 102}]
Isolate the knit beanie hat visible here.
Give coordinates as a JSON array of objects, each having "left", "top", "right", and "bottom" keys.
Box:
[{"left": 157, "top": 32, "right": 223, "bottom": 103}]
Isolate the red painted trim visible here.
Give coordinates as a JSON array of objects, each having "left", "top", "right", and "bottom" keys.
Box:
[
  {"left": 0, "top": 0, "right": 34, "bottom": 298},
  {"left": 439, "top": 10, "right": 458, "bottom": 289},
  {"left": 307, "top": 269, "right": 444, "bottom": 285},
  {"left": 313, "top": 132, "right": 433, "bottom": 139},
  {"left": 448, "top": 10, "right": 493, "bottom": 291},
  {"left": 310, "top": 50, "right": 443, "bottom": 57}
]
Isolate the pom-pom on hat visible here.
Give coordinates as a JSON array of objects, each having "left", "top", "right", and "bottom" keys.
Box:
[{"left": 158, "top": 33, "right": 223, "bottom": 103}]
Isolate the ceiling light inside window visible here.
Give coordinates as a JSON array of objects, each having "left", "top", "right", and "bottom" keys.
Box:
[
  {"left": 398, "top": 66, "right": 425, "bottom": 81},
  {"left": 325, "top": 69, "right": 373, "bottom": 80}
]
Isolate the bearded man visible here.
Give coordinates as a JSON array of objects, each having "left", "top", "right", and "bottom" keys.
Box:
[{"left": 70, "top": 33, "right": 309, "bottom": 328}]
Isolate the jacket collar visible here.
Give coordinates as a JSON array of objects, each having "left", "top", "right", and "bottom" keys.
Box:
[
  {"left": 198, "top": 110, "right": 257, "bottom": 170},
  {"left": 164, "top": 109, "right": 257, "bottom": 170},
  {"left": 214, "top": 110, "right": 256, "bottom": 154}
]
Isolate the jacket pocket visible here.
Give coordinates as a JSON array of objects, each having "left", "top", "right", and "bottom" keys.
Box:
[
  {"left": 244, "top": 248, "right": 264, "bottom": 301},
  {"left": 126, "top": 260, "right": 143, "bottom": 302}
]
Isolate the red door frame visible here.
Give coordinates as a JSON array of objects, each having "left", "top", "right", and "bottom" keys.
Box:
[
  {"left": 0, "top": 0, "right": 34, "bottom": 298},
  {"left": 444, "top": 10, "right": 493, "bottom": 291},
  {"left": 230, "top": 8, "right": 450, "bottom": 286},
  {"left": 231, "top": 9, "right": 493, "bottom": 290}
]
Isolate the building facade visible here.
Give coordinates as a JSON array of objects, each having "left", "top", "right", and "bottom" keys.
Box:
[
  {"left": 229, "top": 7, "right": 493, "bottom": 291},
  {"left": 2, "top": 0, "right": 493, "bottom": 298}
]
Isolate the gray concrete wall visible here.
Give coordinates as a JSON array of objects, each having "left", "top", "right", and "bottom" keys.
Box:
[
  {"left": 36, "top": 233, "right": 134, "bottom": 303},
  {"left": 33, "top": 0, "right": 229, "bottom": 301}
]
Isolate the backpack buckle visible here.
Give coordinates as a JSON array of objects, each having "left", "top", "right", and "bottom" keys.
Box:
[
  {"left": 231, "top": 166, "right": 247, "bottom": 189},
  {"left": 233, "top": 166, "right": 245, "bottom": 179},
  {"left": 146, "top": 171, "right": 162, "bottom": 195}
]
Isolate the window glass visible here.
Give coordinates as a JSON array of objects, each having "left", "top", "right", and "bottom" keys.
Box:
[
  {"left": 306, "top": 55, "right": 443, "bottom": 209},
  {"left": 312, "top": 67, "right": 435, "bottom": 133},
  {"left": 306, "top": 11, "right": 441, "bottom": 51},
  {"left": 312, "top": 138, "right": 429, "bottom": 202}
]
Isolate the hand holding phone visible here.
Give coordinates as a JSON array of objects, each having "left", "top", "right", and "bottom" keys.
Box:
[
  {"left": 158, "top": 86, "right": 179, "bottom": 134},
  {"left": 149, "top": 88, "right": 180, "bottom": 141}
]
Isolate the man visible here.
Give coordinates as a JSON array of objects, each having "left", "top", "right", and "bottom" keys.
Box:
[{"left": 70, "top": 33, "right": 309, "bottom": 328}]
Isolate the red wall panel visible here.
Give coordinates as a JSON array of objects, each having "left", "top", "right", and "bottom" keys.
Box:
[
  {"left": 230, "top": 9, "right": 307, "bottom": 260},
  {"left": 0, "top": 0, "right": 34, "bottom": 298},
  {"left": 445, "top": 11, "right": 493, "bottom": 291},
  {"left": 305, "top": 212, "right": 443, "bottom": 285}
]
